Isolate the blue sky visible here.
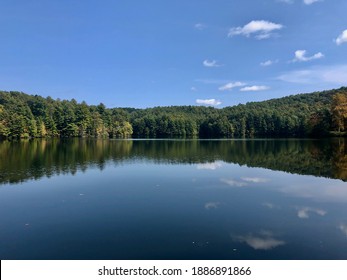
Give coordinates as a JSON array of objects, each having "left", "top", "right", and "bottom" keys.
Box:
[{"left": 0, "top": 0, "right": 346, "bottom": 108}]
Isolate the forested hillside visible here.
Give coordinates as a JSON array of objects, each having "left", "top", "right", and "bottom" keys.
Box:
[{"left": 0, "top": 87, "right": 346, "bottom": 139}]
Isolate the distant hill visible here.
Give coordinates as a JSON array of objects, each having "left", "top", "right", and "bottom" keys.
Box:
[{"left": 1, "top": 87, "right": 347, "bottom": 139}]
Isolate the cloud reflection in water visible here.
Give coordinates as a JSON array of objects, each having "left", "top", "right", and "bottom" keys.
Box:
[
  {"left": 197, "top": 161, "right": 223, "bottom": 170},
  {"left": 204, "top": 202, "right": 220, "bottom": 210},
  {"left": 339, "top": 224, "right": 347, "bottom": 237},
  {"left": 233, "top": 230, "right": 286, "bottom": 250},
  {"left": 297, "top": 207, "right": 327, "bottom": 219}
]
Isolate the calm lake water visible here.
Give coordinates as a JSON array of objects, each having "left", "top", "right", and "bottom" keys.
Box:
[{"left": 1, "top": 138, "right": 347, "bottom": 260}]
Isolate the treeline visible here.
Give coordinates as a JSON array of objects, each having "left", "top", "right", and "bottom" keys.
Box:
[
  {"left": 130, "top": 88, "right": 345, "bottom": 138},
  {"left": 1, "top": 87, "right": 347, "bottom": 139},
  {"left": 0, "top": 92, "right": 133, "bottom": 139}
]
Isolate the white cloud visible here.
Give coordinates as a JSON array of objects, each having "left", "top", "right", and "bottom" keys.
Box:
[
  {"left": 293, "top": 50, "right": 324, "bottom": 62},
  {"left": 220, "top": 178, "right": 248, "bottom": 187},
  {"left": 277, "top": 0, "right": 294, "bottom": 3},
  {"left": 256, "top": 33, "right": 272, "bottom": 40},
  {"left": 278, "top": 64, "right": 347, "bottom": 84},
  {"left": 205, "top": 202, "right": 220, "bottom": 210},
  {"left": 261, "top": 60, "right": 272, "bottom": 67},
  {"left": 218, "top": 82, "right": 245, "bottom": 91},
  {"left": 197, "top": 161, "right": 223, "bottom": 170},
  {"left": 196, "top": 99, "right": 221, "bottom": 106},
  {"left": 336, "top": 30, "right": 347, "bottom": 45},
  {"left": 228, "top": 20, "right": 283, "bottom": 40},
  {"left": 203, "top": 59, "right": 222, "bottom": 67},
  {"left": 297, "top": 207, "right": 327, "bottom": 219},
  {"left": 240, "top": 85, "right": 270, "bottom": 92},
  {"left": 195, "top": 23, "right": 206, "bottom": 30},
  {"left": 241, "top": 177, "right": 270, "bottom": 183},
  {"left": 233, "top": 231, "right": 285, "bottom": 250},
  {"left": 277, "top": 0, "right": 322, "bottom": 5},
  {"left": 260, "top": 59, "right": 278, "bottom": 66},
  {"left": 303, "top": 0, "right": 321, "bottom": 5},
  {"left": 191, "top": 87, "right": 197, "bottom": 91}
]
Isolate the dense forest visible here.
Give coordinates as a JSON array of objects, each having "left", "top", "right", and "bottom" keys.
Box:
[{"left": 1, "top": 87, "right": 347, "bottom": 139}]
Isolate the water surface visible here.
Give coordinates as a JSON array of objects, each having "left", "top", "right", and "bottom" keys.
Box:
[{"left": 0, "top": 139, "right": 347, "bottom": 259}]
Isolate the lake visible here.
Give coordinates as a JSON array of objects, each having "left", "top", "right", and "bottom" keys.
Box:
[{"left": 0, "top": 138, "right": 347, "bottom": 259}]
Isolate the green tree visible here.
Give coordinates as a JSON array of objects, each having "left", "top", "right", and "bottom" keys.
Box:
[{"left": 331, "top": 92, "right": 347, "bottom": 132}]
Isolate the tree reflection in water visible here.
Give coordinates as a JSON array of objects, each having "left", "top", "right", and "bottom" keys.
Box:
[{"left": 0, "top": 138, "right": 346, "bottom": 185}]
